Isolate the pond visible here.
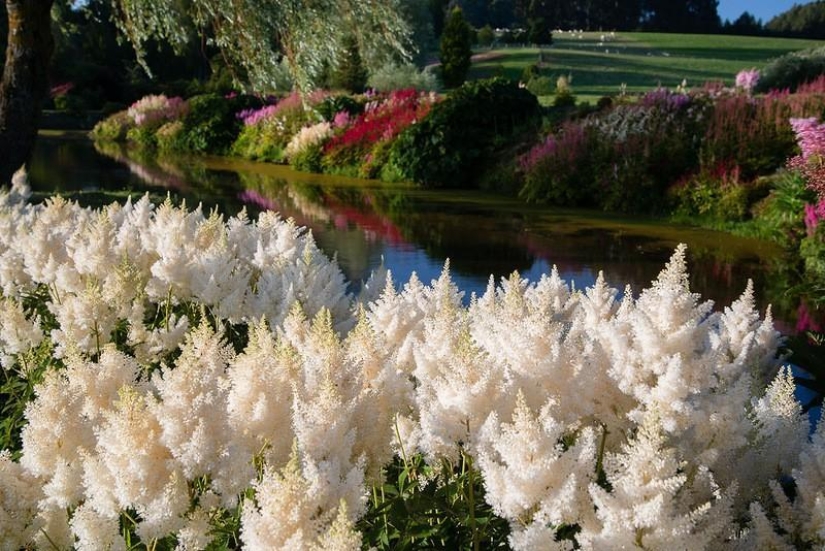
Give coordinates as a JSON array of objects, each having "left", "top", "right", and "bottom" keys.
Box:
[{"left": 28, "top": 131, "right": 811, "bottom": 334}]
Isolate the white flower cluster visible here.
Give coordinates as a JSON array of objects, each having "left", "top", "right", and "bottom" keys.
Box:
[
  {"left": 284, "top": 121, "right": 333, "bottom": 161},
  {"left": 0, "top": 193, "right": 352, "bottom": 362},
  {"left": 0, "top": 191, "right": 823, "bottom": 550}
]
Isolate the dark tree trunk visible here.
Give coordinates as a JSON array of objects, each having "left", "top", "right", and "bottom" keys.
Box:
[{"left": 0, "top": 0, "right": 54, "bottom": 185}]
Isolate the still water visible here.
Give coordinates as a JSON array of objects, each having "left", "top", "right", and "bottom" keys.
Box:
[{"left": 28, "top": 131, "right": 806, "bottom": 331}]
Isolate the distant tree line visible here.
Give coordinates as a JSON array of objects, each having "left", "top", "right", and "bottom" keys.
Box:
[{"left": 447, "top": 0, "right": 825, "bottom": 38}]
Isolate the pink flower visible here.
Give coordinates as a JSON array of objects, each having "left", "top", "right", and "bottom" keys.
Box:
[
  {"left": 804, "top": 200, "right": 825, "bottom": 236},
  {"left": 790, "top": 117, "right": 825, "bottom": 160},
  {"left": 735, "top": 68, "right": 760, "bottom": 93},
  {"left": 333, "top": 111, "right": 351, "bottom": 128}
]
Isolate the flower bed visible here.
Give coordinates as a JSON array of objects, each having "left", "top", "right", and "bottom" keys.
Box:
[{"left": 0, "top": 187, "right": 823, "bottom": 549}]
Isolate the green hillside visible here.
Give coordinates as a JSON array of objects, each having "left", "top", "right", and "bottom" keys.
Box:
[{"left": 468, "top": 31, "right": 825, "bottom": 100}]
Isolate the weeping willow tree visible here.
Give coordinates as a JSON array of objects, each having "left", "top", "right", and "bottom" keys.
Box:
[{"left": 0, "top": 0, "right": 412, "bottom": 185}]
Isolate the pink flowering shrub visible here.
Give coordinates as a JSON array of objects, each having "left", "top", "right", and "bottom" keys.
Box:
[
  {"left": 322, "top": 89, "right": 436, "bottom": 177},
  {"left": 231, "top": 91, "right": 329, "bottom": 162},
  {"left": 520, "top": 89, "right": 702, "bottom": 211},
  {"left": 127, "top": 94, "right": 189, "bottom": 128},
  {"left": 788, "top": 117, "right": 825, "bottom": 201}
]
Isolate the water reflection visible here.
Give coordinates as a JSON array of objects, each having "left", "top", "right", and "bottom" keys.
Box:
[{"left": 28, "top": 133, "right": 810, "bottom": 330}]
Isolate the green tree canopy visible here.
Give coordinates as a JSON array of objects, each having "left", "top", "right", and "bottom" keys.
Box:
[
  {"left": 110, "top": 0, "right": 412, "bottom": 93},
  {"left": 766, "top": 1, "right": 825, "bottom": 39}
]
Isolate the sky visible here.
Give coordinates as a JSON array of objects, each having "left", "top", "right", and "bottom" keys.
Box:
[{"left": 717, "top": 0, "right": 816, "bottom": 24}]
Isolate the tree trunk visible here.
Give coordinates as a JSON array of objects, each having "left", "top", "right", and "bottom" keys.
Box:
[{"left": 0, "top": 0, "right": 54, "bottom": 186}]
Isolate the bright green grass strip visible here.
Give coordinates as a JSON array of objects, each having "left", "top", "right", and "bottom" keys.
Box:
[{"left": 467, "top": 31, "right": 825, "bottom": 97}]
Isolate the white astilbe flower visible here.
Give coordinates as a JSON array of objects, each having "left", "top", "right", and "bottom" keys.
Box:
[
  {"left": 315, "top": 500, "right": 363, "bottom": 551},
  {"left": 20, "top": 196, "right": 84, "bottom": 288},
  {"left": 476, "top": 391, "right": 598, "bottom": 549},
  {"left": 611, "top": 244, "right": 720, "bottom": 432},
  {"left": 367, "top": 272, "right": 429, "bottom": 369},
  {"left": 48, "top": 279, "right": 119, "bottom": 357},
  {"left": 731, "top": 503, "right": 795, "bottom": 551},
  {"left": 246, "top": 212, "right": 351, "bottom": 330},
  {"left": 469, "top": 270, "right": 632, "bottom": 432},
  {"left": 745, "top": 367, "right": 809, "bottom": 476},
  {"left": 793, "top": 421, "right": 825, "bottom": 545},
  {"left": 411, "top": 267, "right": 507, "bottom": 461},
  {"left": 86, "top": 386, "right": 189, "bottom": 541},
  {"left": 34, "top": 505, "right": 73, "bottom": 550},
  {"left": 19, "top": 369, "right": 93, "bottom": 509},
  {"left": 583, "top": 413, "right": 733, "bottom": 550},
  {"left": 149, "top": 322, "right": 244, "bottom": 502},
  {"left": 241, "top": 449, "right": 361, "bottom": 549},
  {"left": 226, "top": 319, "right": 298, "bottom": 470},
  {"left": 0, "top": 450, "right": 43, "bottom": 550},
  {"left": 290, "top": 312, "right": 368, "bottom": 515},
  {"left": 0, "top": 297, "right": 43, "bottom": 370},
  {"left": 344, "top": 311, "right": 414, "bottom": 482},
  {"left": 175, "top": 508, "right": 215, "bottom": 551},
  {"left": 70, "top": 503, "right": 126, "bottom": 551}
]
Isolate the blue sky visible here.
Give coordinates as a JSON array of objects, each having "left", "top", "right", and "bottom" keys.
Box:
[{"left": 718, "top": 0, "right": 815, "bottom": 24}]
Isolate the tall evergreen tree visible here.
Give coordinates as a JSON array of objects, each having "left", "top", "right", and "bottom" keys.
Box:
[
  {"left": 439, "top": 6, "right": 472, "bottom": 88},
  {"left": 333, "top": 34, "right": 369, "bottom": 93},
  {"left": 687, "top": 0, "right": 720, "bottom": 33},
  {"left": 526, "top": 0, "right": 553, "bottom": 44}
]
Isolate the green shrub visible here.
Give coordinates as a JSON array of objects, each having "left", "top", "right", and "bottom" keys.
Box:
[
  {"left": 477, "top": 24, "right": 495, "bottom": 47},
  {"left": 90, "top": 110, "right": 133, "bottom": 142},
  {"left": 125, "top": 125, "right": 157, "bottom": 148},
  {"left": 155, "top": 120, "right": 186, "bottom": 151},
  {"left": 389, "top": 78, "right": 540, "bottom": 188},
  {"left": 668, "top": 165, "right": 754, "bottom": 223},
  {"left": 177, "top": 93, "right": 262, "bottom": 154},
  {"left": 756, "top": 46, "right": 825, "bottom": 93},
  {"left": 290, "top": 143, "right": 325, "bottom": 173},
  {"left": 367, "top": 63, "right": 441, "bottom": 92},
  {"left": 526, "top": 76, "right": 554, "bottom": 96}
]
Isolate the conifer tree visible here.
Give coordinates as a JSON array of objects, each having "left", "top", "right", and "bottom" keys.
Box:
[
  {"left": 333, "top": 35, "right": 369, "bottom": 94},
  {"left": 439, "top": 7, "right": 473, "bottom": 88}
]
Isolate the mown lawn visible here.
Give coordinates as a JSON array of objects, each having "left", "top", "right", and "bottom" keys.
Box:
[{"left": 467, "top": 31, "right": 825, "bottom": 101}]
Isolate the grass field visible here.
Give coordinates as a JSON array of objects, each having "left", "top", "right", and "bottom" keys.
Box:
[{"left": 467, "top": 31, "right": 825, "bottom": 102}]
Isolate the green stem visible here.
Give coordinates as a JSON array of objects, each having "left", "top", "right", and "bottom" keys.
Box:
[{"left": 464, "top": 449, "right": 480, "bottom": 551}]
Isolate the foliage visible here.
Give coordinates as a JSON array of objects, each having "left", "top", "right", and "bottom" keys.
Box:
[
  {"left": 231, "top": 93, "right": 322, "bottom": 162},
  {"left": 525, "top": 75, "right": 554, "bottom": 96},
  {"left": 90, "top": 110, "right": 133, "bottom": 142},
  {"left": 756, "top": 45, "right": 825, "bottom": 93},
  {"left": 368, "top": 62, "right": 441, "bottom": 92},
  {"left": 439, "top": 7, "right": 473, "bottom": 88},
  {"left": 477, "top": 24, "right": 495, "bottom": 47},
  {"left": 389, "top": 77, "right": 540, "bottom": 188},
  {"left": 668, "top": 163, "right": 756, "bottom": 223},
  {"left": 110, "top": 0, "right": 413, "bottom": 93},
  {"left": 766, "top": 1, "right": 825, "bottom": 39},
  {"left": 332, "top": 35, "right": 369, "bottom": 94},
  {"left": 0, "top": 190, "right": 822, "bottom": 549},
  {"left": 172, "top": 94, "right": 238, "bottom": 154}
]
